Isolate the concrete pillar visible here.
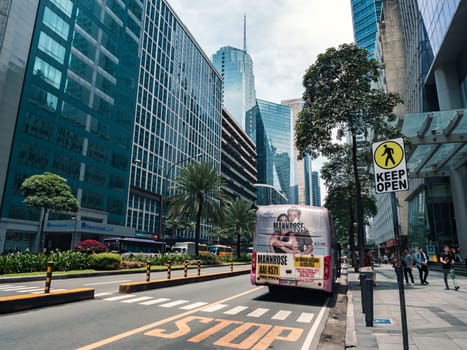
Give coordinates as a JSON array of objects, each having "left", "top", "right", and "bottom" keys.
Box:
[
  {"left": 0, "top": 226, "right": 6, "bottom": 254},
  {"left": 450, "top": 164, "right": 467, "bottom": 258},
  {"left": 434, "top": 65, "right": 463, "bottom": 110}
]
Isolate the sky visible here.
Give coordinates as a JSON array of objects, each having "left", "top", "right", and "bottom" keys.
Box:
[{"left": 167, "top": 0, "right": 355, "bottom": 103}]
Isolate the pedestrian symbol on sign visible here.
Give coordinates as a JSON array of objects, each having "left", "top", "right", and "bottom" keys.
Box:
[{"left": 374, "top": 141, "right": 404, "bottom": 170}]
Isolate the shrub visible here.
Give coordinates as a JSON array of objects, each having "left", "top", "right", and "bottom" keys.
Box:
[
  {"left": 89, "top": 253, "right": 121, "bottom": 270},
  {"left": 73, "top": 239, "right": 108, "bottom": 253},
  {"left": 120, "top": 260, "right": 147, "bottom": 269}
]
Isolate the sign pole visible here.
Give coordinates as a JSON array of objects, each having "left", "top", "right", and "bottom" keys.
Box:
[{"left": 391, "top": 192, "right": 409, "bottom": 350}]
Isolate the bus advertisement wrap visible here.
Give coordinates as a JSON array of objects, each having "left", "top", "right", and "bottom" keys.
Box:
[{"left": 251, "top": 205, "right": 333, "bottom": 293}]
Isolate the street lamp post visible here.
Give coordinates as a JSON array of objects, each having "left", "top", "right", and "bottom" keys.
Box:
[{"left": 159, "top": 154, "right": 203, "bottom": 240}]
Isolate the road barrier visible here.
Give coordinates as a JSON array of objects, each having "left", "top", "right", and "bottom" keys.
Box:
[
  {"left": 44, "top": 261, "right": 54, "bottom": 293},
  {"left": 359, "top": 272, "right": 374, "bottom": 327},
  {"left": 184, "top": 260, "right": 188, "bottom": 278},
  {"left": 197, "top": 260, "right": 201, "bottom": 276},
  {"left": 145, "top": 262, "right": 151, "bottom": 282},
  {"left": 167, "top": 261, "right": 172, "bottom": 279},
  {"left": 230, "top": 260, "right": 234, "bottom": 272}
]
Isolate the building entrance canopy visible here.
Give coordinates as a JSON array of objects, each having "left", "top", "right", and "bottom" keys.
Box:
[{"left": 396, "top": 109, "right": 467, "bottom": 177}]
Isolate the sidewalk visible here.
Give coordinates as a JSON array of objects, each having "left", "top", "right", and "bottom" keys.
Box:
[{"left": 348, "top": 264, "right": 467, "bottom": 349}]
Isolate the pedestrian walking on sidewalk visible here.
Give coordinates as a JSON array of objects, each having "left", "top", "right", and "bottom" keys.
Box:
[
  {"left": 440, "top": 245, "right": 460, "bottom": 291},
  {"left": 403, "top": 249, "right": 415, "bottom": 285},
  {"left": 415, "top": 247, "right": 429, "bottom": 285}
]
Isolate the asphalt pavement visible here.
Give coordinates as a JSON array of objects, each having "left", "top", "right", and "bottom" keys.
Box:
[{"left": 0, "top": 274, "right": 330, "bottom": 350}]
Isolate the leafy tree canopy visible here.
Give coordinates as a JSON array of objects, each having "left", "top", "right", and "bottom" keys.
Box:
[{"left": 21, "top": 172, "right": 79, "bottom": 213}]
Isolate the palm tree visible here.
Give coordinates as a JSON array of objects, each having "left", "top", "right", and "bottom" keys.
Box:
[
  {"left": 222, "top": 198, "right": 256, "bottom": 258},
  {"left": 168, "top": 162, "right": 225, "bottom": 255}
]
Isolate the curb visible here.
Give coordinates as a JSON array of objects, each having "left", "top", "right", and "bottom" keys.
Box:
[
  {"left": 0, "top": 288, "right": 94, "bottom": 314},
  {"left": 345, "top": 288, "right": 357, "bottom": 348},
  {"left": 0, "top": 263, "right": 251, "bottom": 283},
  {"left": 119, "top": 269, "right": 250, "bottom": 293}
]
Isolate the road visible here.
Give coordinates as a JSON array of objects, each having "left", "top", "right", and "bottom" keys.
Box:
[
  {"left": 0, "top": 274, "right": 330, "bottom": 350},
  {"left": 0, "top": 265, "right": 244, "bottom": 296}
]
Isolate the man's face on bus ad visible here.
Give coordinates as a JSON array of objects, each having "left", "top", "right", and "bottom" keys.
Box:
[{"left": 288, "top": 209, "right": 300, "bottom": 223}]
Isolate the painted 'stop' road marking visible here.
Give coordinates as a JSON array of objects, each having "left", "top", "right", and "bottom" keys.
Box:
[{"left": 75, "top": 286, "right": 265, "bottom": 350}]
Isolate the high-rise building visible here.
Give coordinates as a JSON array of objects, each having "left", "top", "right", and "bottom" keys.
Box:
[
  {"left": 311, "top": 171, "right": 321, "bottom": 207},
  {"left": 0, "top": 0, "right": 222, "bottom": 252},
  {"left": 221, "top": 107, "right": 257, "bottom": 203},
  {"left": 212, "top": 46, "right": 256, "bottom": 130},
  {"left": 248, "top": 99, "right": 293, "bottom": 204},
  {"left": 281, "top": 98, "right": 312, "bottom": 205},
  {"left": 373, "top": 0, "right": 467, "bottom": 255},
  {"left": 350, "top": 0, "right": 383, "bottom": 56}
]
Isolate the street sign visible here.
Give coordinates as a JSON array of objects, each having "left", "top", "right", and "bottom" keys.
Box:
[{"left": 372, "top": 138, "right": 408, "bottom": 194}]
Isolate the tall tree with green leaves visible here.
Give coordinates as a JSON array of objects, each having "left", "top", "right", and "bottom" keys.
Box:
[
  {"left": 168, "top": 162, "right": 225, "bottom": 255},
  {"left": 295, "top": 43, "right": 402, "bottom": 267},
  {"left": 21, "top": 172, "right": 80, "bottom": 251},
  {"left": 221, "top": 198, "right": 256, "bottom": 258}
]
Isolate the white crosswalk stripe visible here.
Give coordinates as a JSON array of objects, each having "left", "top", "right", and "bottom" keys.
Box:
[
  {"left": 160, "top": 300, "right": 189, "bottom": 308},
  {"left": 296, "top": 312, "right": 315, "bottom": 323},
  {"left": 201, "top": 304, "right": 228, "bottom": 313},
  {"left": 0, "top": 285, "right": 15, "bottom": 289},
  {"left": 247, "top": 308, "right": 269, "bottom": 318},
  {"left": 121, "top": 296, "right": 154, "bottom": 304},
  {"left": 180, "top": 302, "right": 208, "bottom": 310},
  {"left": 103, "top": 294, "right": 136, "bottom": 301},
  {"left": 94, "top": 292, "right": 113, "bottom": 297},
  {"left": 139, "top": 298, "right": 170, "bottom": 306},
  {"left": 271, "top": 310, "right": 292, "bottom": 320},
  {"left": 16, "top": 288, "right": 43, "bottom": 293},
  {"left": 224, "top": 306, "right": 249, "bottom": 315},
  {"left": 0, "top": 286, "right": 28, "bottom": 291}
]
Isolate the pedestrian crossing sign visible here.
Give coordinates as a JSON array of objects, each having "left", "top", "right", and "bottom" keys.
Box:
[{"left": 372, "top": 138, "right": 409, "bottom": 194}]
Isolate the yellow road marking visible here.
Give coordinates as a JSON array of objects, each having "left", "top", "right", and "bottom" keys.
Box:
[{"left": 75, "top": 286, "right": 264, "bottom": 350}]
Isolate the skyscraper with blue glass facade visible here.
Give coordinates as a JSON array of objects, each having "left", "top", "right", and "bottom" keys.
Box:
[
  {"left": 248, "top": 99, "right": 293, "bottom": 204},
  {"left": 0, "top": 0, "right": 222, "bottom": 252},
  {"left": 350, "top": 0, "right": 382, "bottom": 56},
  {"left": 311, "top": 171, "right": 321, "bottom": 207},
  {"left": 212, "top": 46, "right": 256, "bottom": 130}
]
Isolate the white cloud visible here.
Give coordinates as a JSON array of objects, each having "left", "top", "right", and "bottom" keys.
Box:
[{"left": 167, "top": 0, "right": 354, "bottom": 103}]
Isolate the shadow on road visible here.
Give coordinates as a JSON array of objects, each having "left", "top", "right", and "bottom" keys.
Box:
[{"left": 253, "top": 287, "right": 329, "bottom": 306}]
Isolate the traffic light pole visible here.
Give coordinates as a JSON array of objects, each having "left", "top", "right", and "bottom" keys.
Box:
[{"left": 391, "top": 192, "right": 409, "bottom": 350}]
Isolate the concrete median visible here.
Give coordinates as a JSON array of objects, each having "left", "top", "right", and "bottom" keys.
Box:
[
  {"left": 119, "top": 269, "right": 250, "bottom": 293},
  {"left": 0, "top": 288, "right": 94, "bottom": 314}
]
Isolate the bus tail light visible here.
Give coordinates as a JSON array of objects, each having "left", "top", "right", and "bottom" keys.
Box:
[
  {"left": 324, "top": 256, "right": 330, "bottom": 280},
  {"left": 251, "top": 251, "right": 257, "bottom": 273}
]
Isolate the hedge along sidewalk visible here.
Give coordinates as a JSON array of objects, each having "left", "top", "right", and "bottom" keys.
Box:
[
  {"left": 0, "top": 288, "right": 94, "bottom": 314},
  {"left": 0, "top": 263, "right": 251, "bottom": 283},
  {"left": 119, "top": 269, "right": 251, "bottom": 293}
]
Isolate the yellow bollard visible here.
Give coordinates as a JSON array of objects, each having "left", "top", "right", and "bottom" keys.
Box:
[
  {"left": 230, "top": 260, "right": 233, "bottom": 273},
  {"left": 167, "top": 261, "right": 172, "bottom": 279},
  {"left": 146, "top": 262, "right": 151, "bottom": 282},
  {"left": 197, "top": 260, "right": 201, "bottom": 276},
  {"left": 184, "top": 260, "right": 188, "bottom": 278},
  {"left": 44, "top": 261, "right": 54, "bottom": 293}
]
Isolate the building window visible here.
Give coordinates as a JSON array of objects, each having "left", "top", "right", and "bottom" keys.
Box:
[
  {"left": 33, "top": 56, "right": 62, "bottom": 89},
  {"left": 43, "top": 6, "right": 69, "bottom": 40},
  {"left": 50, "top": 0, "right": 73, "bottom": 17},
  {"left": 38, "top": 32, "right": 66, "bottom": 64}
]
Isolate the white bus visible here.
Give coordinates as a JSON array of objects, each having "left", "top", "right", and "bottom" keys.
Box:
[{"left": 251, "top": 205, "right": 335, "bottom": 294}]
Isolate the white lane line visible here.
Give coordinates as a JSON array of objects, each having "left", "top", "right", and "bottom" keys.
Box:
[
  {"left": 16, "top": 288, "right": 43, "bottom": 293},
  {"left": 94, "top": 292, "right": 113, "bottom": 297},
  {"left": 0, "top": 285, "right": 15, "bottom": 289},
  {"left": 180, "top": 302, "right": 208, "bottom": 310},
  {"left": 300, "top": 298, "right": 330, "bottom": 350},
  {"left": 224, "top": 306, "right": 249, "bottom": 315},
  {"left": 272, "top": 310, "right": 292, "bottom": 320},
  {"left": 247, "top": 308, "right": 269, "bottom": 318},
  {"left": 297, "top": 312, "right": 315, "bottom": 324},
  {"left": 121, "top": 296, "right": 154, "bottom": 304},
  {"left": 84, "top": 280, "right": 131, "bottom": 286},
  {"left": 0, "top": 286, "right": 28, "bottom": 291},
  {"left": 103, "top": 294, "right": 136, "bottom": 301},
  {"left": 139, "top": 298, "right": 170, "bottom": 306},
  {"left": 160, "top": 300, "right": 189, "bottom": 308},
  {"left": 201, "top": 304, "right": 228, "bottom": 313}
]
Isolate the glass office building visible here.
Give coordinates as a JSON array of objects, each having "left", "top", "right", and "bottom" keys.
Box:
[
  {"left": 212, "top": 46, "right": 256, "bottom": 130},
  {"left": 350, "top": 0, "right": 382, "bottom": 56},
  {"left": 0, "top": 0, "right": 222, "bottom": 252},
  {"left": 311, "top": 171, "right": 321, "bottom": 207},
  {"left": 248, "top": 99, "right": 293, "bottom": 203}
]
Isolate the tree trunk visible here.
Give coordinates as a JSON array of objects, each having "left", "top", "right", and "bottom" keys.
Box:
[
  {"left": 194, "top": 193, "right": 203, "bottom": 256},
  {"left": 39, "top": 208, "right": 48, "bottom": 252},
  {"left": 351, "top": 133, "right": 366, "bottom": 267},
  {"left": 348, "top": 202, "right": 357, "bottom": 272},
  {"left": 236, "top": 228, "right": 242, "bottom": 259}
]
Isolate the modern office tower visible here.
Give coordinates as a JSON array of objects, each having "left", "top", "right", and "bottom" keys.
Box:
[
  {"left": 350, "top": 0, "right": 383, "bottom": 56},
  {"left": 248, "top": 99, "right": 293, "bottom": 204},
  {"left": 212, "top": 46, "right": 256, "bottom": 130},
  {"left": 281, "top": 98, "right": 312, "bottom": 205},
  {"left": 372, "top": 0, "right": 467, "bottom": 255},
  {"left": 221, "top": 107, "right": 257, "bottom": 204},
  {"left": 311, "top": 171, "right": 321, "bottom": 207},
  {"left": 128, "top": 0, "right": 222, "bottom": 243},
  {"left": 0, "top": 0, "right": 222, "bottom": 252}
]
